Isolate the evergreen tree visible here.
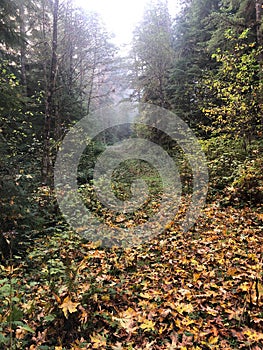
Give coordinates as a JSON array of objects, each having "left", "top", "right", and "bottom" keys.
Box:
[
  {"left": 131, "top": 0, "right": 174, "bottom": 108},
  {"left": 0, "top": 0, "right": 21, "bottom": 52},
  {"left": 165, "top": 0, "right": 222, "bottom": 130}
]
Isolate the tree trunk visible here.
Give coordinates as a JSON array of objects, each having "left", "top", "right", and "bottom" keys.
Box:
[
  {"left": 67, "top": 0, "right": 74, "bottom": 95},
  {"left": 255, "top": 0, "right": 263, "bottom": 78},
  {"left": 0, "top": 232, "right": 10, "bottom": 261},
  {"left": 256, "top": 0, "right": 263, "bottom": 46},
  {"left": 256, "top": 0, "right": 263, "bottom": 131},
  {"left": 19, "top": 4, "right": 27, "bottom": 95},
  {"left": 42, "top": 0, "right": 59, "bottom": 186}
]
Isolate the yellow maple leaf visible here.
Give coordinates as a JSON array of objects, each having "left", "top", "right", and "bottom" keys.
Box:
[
  {"left": 113, "top": 307, "right": 138, "bottom": 334},
  {"left": 101, "top": 294, "right": 110, "bottom": 302},
  {"left": 90, "top": 333, "right": 107, "bottom": 348},
  {"left": 244, "top": 328, "right": 263, "bottom": 342},
  {"left": 239, "top": 282, "right": 252, "bottom": 292},
  {"left": 208, "top": 336, "right": 219, "bottom": 345},
  {"left": 59, "top": 296, "right": 79, "bottom": 319},
  {"left": 258, "top": 281, "right": 263, "bottom": 298},
  {"left": 193, "top": 273, "right": 201, "bottom": 282},
  {"left": 175, "top": 303, "right": 194, "bottom": 314},
  {"left": 121, "top": 307, "right": 137, "bottom": 318},
  {"left": 227, "top": 267, "right": 238, "bottom": 276},
  {"left": 139, "top": 292, "right": 152, "bottom": 299},
  {"left": 139, "top": 319, "right": 155, "bottom": 332}
]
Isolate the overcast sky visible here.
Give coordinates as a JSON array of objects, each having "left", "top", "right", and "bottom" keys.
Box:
[{"left": 74, "top": 0, "right": 181, "bottom": 47}]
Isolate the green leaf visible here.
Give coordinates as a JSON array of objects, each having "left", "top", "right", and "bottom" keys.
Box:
[
  {"left": 0, "top": 333, "right": 9, "bottom": 345},
  {"left": 44, "top": 314, "right": 56, "bottom": 322},
  {"left": 6, "top": 306, "right": 23, "bottom": 322},
  {"left": 19, "top": 323, "right": 35, "bottom": 333}
]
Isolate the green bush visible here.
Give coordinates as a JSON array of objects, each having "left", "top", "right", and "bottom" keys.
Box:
[
  {"left": 200, "top": 136, "right": 263, "bottom": 203},
  {"left": 226, "top": 157, "right": 263, "bottom": 206}
]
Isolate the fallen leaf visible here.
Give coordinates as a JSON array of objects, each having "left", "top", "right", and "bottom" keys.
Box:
[
  {"left": 59, "top": 296, "right": 79, "bottom": 319},
  {"left": 139, "top": 319, "right": 155, "bottom": 331}
]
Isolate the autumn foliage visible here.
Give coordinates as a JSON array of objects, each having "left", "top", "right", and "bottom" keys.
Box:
[{"left": 1, "top": 201, "right": 262, "bottom": 349}]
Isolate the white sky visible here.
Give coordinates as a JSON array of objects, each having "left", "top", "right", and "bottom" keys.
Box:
[{"left": 73, "top": 0, "right": 181, "bottom": 47}]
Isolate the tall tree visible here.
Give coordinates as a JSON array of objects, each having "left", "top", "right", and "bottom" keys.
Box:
[
  {"left": 165, "top": 0, "right": 222, "bottom": 129},
  {"left": 38, "top": 2, "right": 116, "bottom": 184},
  {"left": 0, "top": 0, "right": 28, "bottom": 260},
  {"left": 18, "top": 2, "right": 27, "bottom": 93},
  {"left": 131, "top": 0, "right": 174, "bottom": 108},
  {"left": 42, "top": 0, "right": 59, "bottom": 185}
]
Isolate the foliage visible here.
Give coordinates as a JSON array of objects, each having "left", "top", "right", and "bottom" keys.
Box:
[
  {"left": 0, "top": 61, "right": 40, "bottom": 237},
  {"left": 226, "top": 155, "right": 263, "bottom": 206},
  {"left": 201, "top": 29, "right": 263, "bottom": 143},
  {"left": 201, "top": 136, "right": 263, "bottom": 202},
  {"left": 0, "top": 203, "right": 262, "bottom": 349},
  {"left": 0, "top": 0, "right": 118, "bottom": 254},
  {"left": 200, "top": 136, "right": 248, "bottom": 192}
]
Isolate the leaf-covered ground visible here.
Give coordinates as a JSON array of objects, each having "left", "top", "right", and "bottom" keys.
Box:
[{"left": 0, "top": 202, "right": 263, "bottom": 349}]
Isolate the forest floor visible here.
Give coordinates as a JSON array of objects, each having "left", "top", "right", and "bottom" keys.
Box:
[{"left": 0, "top": 199, "right": 263, "bottom": 349}]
